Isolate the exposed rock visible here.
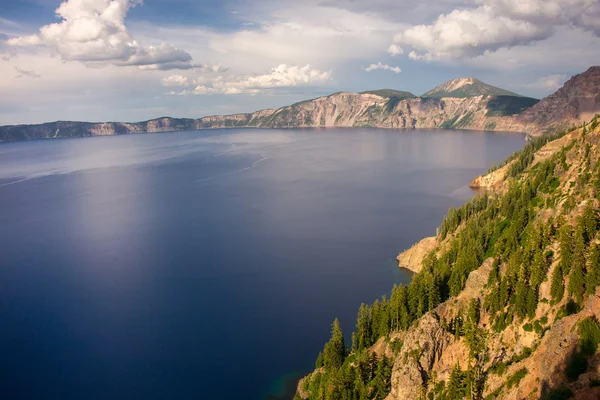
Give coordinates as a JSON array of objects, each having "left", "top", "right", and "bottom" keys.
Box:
[
  {"left": 457, "top": 258, "right": 494, "bottom": 302},
  {"left": 397, "top": 236, "right": 438, "bottom": 273},
  {"left": 469, "top": 162, "right": 512, "bottom": 189},
  {"left": 369, "top": 332, "right": 404, "bottom": 360},
  {"left": 386, "top": 313, "right": 454, "bottom": 400},
  {"left": 422, "top": 77, "right": 523, "bottom": 98},
  {"left": 519, "top": 66, "right": 600, "bottom": 136}
]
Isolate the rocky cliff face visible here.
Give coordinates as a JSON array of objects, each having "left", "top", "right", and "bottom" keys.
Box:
[
  {"left": 2, "top": 66, "right": 599, "bottom": 142},
  {"left": 518, "top": 66, "right": 600, "bottom": 136},
  {"left": 0, "top": 92, "right": 532, "bottom": 142}
]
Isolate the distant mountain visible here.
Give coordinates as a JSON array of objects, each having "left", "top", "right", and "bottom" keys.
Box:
[
  {"left": 518, "top": 66, "right": 600, "bottom": 135},
  {"left": 2, "top": 67, "right": 600, "bottom": 142},
  {"left": 422, "top": 77, "right": 523, "bottom": 98},
  {"left": 359, "top": 89, "right": 416, "bottom": 99}
]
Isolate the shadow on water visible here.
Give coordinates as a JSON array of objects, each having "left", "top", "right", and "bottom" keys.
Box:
[{"left": 264, "top": 371, "right": 307, "bottom": 400}]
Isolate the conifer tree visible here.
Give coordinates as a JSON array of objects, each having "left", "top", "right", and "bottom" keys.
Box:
[
  {"left": 586, "top": 244, "right": 600, "bottom": 295},
  {"left": 569, "top": 224, "right": 587, "bottom": 303},
  {"left": 530, "top": 250, "right": 546, "bottom": 287},
  {"left": 446, "top": 363, "right": 466, "bottom": 399},
  {"left": 324, "top": 319, "right": 345, "bottom": 369}
]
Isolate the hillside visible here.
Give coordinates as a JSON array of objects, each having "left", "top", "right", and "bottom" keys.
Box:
[
  {"left": 296, "top": 115, "right": 600, "bottom": 400},
  {"left": 422, "top": 78, "right": 523, "bottom": 98},
  {"left": 1, "top": 67, "right": 600, "bottom": 142},
  {"left": 359, "top": 89, "right": 416, "bottom": 99},
  {"left": 0, "top": 92, "right": 530, "bottom": 141},
  {"left": 519, "top": 66, "right": 600, "bottom": 136}
]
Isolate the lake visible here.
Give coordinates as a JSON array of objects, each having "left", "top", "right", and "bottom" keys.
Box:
[{"left": 0, "top": 128, "right": 524, "bottom": 399}]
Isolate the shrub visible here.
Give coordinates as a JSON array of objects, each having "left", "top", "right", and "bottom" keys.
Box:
[
  {"left": 506, "top": 368, "right": 527, "bottom": 389},
  {"left": 578, "top": 317, "right": 600, "bottom": 356}
]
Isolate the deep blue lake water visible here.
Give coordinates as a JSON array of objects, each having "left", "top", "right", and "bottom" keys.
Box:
[{"left": 0, "top": 128, "right": 524, "bottom": 399}]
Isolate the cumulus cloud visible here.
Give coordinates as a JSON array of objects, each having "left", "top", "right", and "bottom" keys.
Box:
[
  {"left": 14, "top": 67, "right": 40, "bottom": 78},
  {"left": 186, "top": 64, "right": 331, "bottom": 95},
  {"left": 161, "top": 74, "right": 189, "bottom": 87},
  {"left": 387, "top": 44, "right": 403, "bottom": 56},
  {"left": 393, "top": 0, "right": 600, "bottom": 61},
  {"left": 527, "top": 73, "right": 569, "bottom": 91},
  {"left": 363, "top": 62, "right": 401, "bottom": 73},
  {"left": 5, "top": 0, "right": 194, "bottom": 70}
]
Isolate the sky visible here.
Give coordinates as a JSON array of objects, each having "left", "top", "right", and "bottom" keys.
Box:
[{"left": 1, "top": 0, "right": 599, "bottom": 125}]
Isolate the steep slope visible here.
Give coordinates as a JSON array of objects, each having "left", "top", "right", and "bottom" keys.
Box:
[
  {"left": 296, "top": 115, "right": 600, "bottom": 400},
  {"left": 422, "top": 78, "right": 523, "bottom": 98},
  {"left": 519, "top": 66, "right": 600, "bottom": 136}
]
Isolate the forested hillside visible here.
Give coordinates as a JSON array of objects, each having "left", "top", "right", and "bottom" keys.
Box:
[{"left": 296, "top": 114, "right": 600, "bottom": 400}]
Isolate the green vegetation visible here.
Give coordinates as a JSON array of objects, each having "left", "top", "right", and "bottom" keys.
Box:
[
  {"left": 359, "top": 89, "right": 416, "bottom": 99},
  {"left": 453, "top": 112, "right": 474, "bottom": 129},
  {"left": 300, "top": 119, "right": 600, "bottom": 399},
  {"left": 578, "top": 317, "right": 600, "bottom": 355},
  {"left": 485, "top": 96, "right": 539, "bottom": 117},
  {"left": 506, "top": 368, "right": 527, "bottom": 389}
]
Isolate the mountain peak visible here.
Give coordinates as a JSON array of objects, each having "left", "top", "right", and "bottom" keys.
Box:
[{"left": 422, "top": 77, "right": 522, "bottom": 98}]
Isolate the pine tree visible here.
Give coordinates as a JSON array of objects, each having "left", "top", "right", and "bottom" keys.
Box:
[
  {"left": 586, "top": 244, "right": 600, "bottom": 295},
  {"left": 514, "top": 278, "right": 529, "bottom": 318},
  {"left": 446, "top": 363, "right": 466, "bottom": 399},
  {"left": 378, "top": 296, "right": 390, "bottom": 338},
  {"left": 581, "top": 203, "right": 597, "bottom": 244},
  {"left": 371, "top": 356, "right": 392, "bottom": 400},
  {"left": 530, "top": 250, "right": 546, "bottom": 287},
  {"left": 355, "top": 304, "right": 371, "bottom": 351},
  {"left": 526, "top": 287, "right": 538, "bottom": 318},
  {"left": 569, "top": 224, "right": 587, "bottom": 303},
  {"left": 550, "top": 265, "right": 565, "bottom": 302},
  {"left": 324, "top": 319, "right": 345, "bottom": 369}
]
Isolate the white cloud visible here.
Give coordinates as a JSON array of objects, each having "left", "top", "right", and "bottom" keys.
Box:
[
  {"left": 387, "top": 44, "right": 403, "bottom": 56},
  {"left": 527, "top": 73, "right": 569, "bottom": 91},
  {"left": 363, "top": 62, "right": 401, "bottom": 73},
  {"left": 205, "top": 5, "right": 403, "bottom": 70},
  {"left": 191, "top": 64, "right": 331, "bottom": 95},
  {"left": 161, "top": 75, "right": 189, "bottom": 87},
  {"left": 394, "top": 0, "right": 600, "bottom": 61},
  {"left": 5, "top": 0, "right": 194, "bottom": 70}
]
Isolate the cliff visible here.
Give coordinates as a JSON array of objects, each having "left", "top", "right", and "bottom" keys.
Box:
[
  {"left": 518, "top": 66, "right": 600, "bottom": 136},
  {"left": 1, "top": 91, "right": 532, "bottom": 142},
  {"left": 296, "top": 114, "right": 600, "bottom": 400},
  {"left": 3, "top": 67, "right": 600, "bottom": 142}
]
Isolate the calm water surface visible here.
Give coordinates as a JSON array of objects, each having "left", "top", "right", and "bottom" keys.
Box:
[{"left": 0, "top": 128, "right": 524, "bottom": 399}]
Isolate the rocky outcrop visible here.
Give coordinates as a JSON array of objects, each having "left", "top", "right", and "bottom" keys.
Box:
[
  {"left": 386, "top": 313, "right": 455, "bottom": 400},
  {"left": 397, "top": 236, "right": 438, "bottom": 273},
  {"left": 519, "top": 66, "right": 600, "bottom": 136},
  {"left": 469, "top": 162, "right": 512, "bottom": 189}
]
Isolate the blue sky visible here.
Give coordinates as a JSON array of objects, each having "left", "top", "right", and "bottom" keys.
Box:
[{"left": 1, "top": 0, "right": 599, "bottom": 125}]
